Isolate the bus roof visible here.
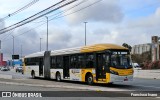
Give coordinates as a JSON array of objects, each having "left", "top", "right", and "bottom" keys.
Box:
[
  {"left": 25, "top": 44, "right": 128, "bottom": 58},
  {"left": 80, "top": 44, "right": 128, "bottom": 53},
  {"left": 25, "top": 51, "right": 44, "bottom": 58}
]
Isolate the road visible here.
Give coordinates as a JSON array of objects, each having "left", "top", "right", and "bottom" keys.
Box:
[
  {"left": 0, "top": 69, "right": 30, "bottom": 79},
  {"left": 0, "top": 69, "right": 160, "bottom": 100}
]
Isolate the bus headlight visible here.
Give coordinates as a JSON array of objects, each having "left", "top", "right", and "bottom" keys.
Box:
[{"left": 110, "top": 70, "right": 119, "bottom": 75}]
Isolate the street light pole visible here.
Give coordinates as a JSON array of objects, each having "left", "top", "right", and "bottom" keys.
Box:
[
  {"left": 12, "top": 36, "right": 14, "bottom": 56},
  {"left": 45, "top": 16, "right": 49, "bottom": 51},
  {"left": 40, "top": 38, "right": 42, "bottom": 51},
  {"left": 12, "top": 35, "right": 14, "bottom": 68},
  {"left": 84, "top": 22, "right": 87, "bottom": 46},
  {"left": 21, "top": 45, "right": 22, "bottom": 58}
]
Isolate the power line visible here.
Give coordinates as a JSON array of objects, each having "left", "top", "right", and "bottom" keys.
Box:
[
  {"left": 0, "top": 0, "right": 78, "bottom": 34},
  {"left": 0, "top": 0, "right": 40, "bottom": 23},
  {"left": 0, "top": 0, "right": 66, "bottom": 33},
  {"left": 48, "top": 0, "right": 88, "bottom": 18},
  {"left": 0, "top": 29, "right": 15, "bottom": 41},
  {"left": 50, "top": 0, "right": 103, "bottom": 21},
  {"left": 29, "top": 0, "right": 88, "bottom": 24},
  {"left": 2, "top": 0, "right": 102, "bottom": 42}
]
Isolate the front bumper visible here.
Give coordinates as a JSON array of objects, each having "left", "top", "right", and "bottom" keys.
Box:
[{"left": 110, "top": 74, "right": 133, "bottom": 82}]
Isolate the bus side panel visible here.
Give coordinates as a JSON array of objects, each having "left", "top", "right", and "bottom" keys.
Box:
[
  {"left": 50, "top": 69, "right": 63, "bottom": 80},
  {"left": 70, "top": 69, "right": 82, "bottom": 81},
  {"left": 81, "top": 68, "right": 96, "bottom": 82},
  {"left": 25, "top": 65, "right": 39, "bottom": 77}
]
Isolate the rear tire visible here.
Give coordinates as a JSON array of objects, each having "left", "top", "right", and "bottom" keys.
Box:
[
  {"left": 56, "top": 72, "right": 61, "bottom": 82},
  {"left": 86, "top": 74, "right": 93, "bottom": 85},
  {"left": 31, "top": 71, "right": 35, "bottom": 79}
]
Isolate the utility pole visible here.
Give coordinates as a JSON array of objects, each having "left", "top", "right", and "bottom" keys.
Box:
[
  {"left": 21, "top": 45, "right": 22, "bottom": 58},
  {"left": 12, "top": 35, "right": 14, "bottom": 68},
  {"left": 45, "top": 16, "right": 49, "bottom": 51},
  {"left": 84, "top": 22, "right": 87, "bottom": 46},
  {"left": 40, "top": 38, "right": 42, "bottom": 51}
]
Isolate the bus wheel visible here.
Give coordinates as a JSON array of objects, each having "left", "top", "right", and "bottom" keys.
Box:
[
  {"left": 31, "top": 71, "right": 35, "bottom": 79},
  {"left": 86, "top": 74, "right": 93, "bottom": 85},
  {"left": 56, "top": 72, "right": 61, "bottom": 82}
]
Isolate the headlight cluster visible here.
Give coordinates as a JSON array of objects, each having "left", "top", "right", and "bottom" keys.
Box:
[{"left": 110, "top": 70, "right": 119, "bottom": 75}]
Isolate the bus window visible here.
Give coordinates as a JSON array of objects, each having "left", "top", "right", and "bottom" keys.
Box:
[
  {"left": 51, "top": 56, "right": 56, "bottom": 68},
  {"left": 111, "top": 51, "right": 132, "bottom": 69},
  {"left": 86, "top": 54, "right": 94, "bottom": 68},
  {"left": 56, "top": 56, "right": 62, "bottom": 68},
  {"left": 70, "top": 55, "right": 77, "bottom": 68},
  {"left": 77, "top": 54, "right": 85, "bottom": 68}
]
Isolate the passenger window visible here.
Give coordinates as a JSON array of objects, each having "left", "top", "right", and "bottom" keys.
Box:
[
  {"left": 56, "top": 56, "right": 62, "bottom": 68},
  {"left": 70, "top": 55, "right": 77, "bottom": 68},
  {"left": 86, "top": 54, "right": 94, "bottom": 68},
  {"left": 77, "top": 54, "right": 85, "bottom": 68}
]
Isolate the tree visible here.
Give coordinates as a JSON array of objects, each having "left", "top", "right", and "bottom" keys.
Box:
[{"left": 122, "top": 43, "right": 132, "bottom": 52}]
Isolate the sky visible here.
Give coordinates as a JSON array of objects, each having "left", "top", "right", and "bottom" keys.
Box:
[{"left": 0, "top": 0, "right": 160, "bottom": 60}]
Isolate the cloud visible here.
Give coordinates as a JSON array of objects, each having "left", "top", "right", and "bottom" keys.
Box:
[
  {"left": 48, "top": 28, "right": 72, "bottom": 50},
  {"left": 127, "top": 7, "right": 160, "bottom": 29},
  {"left": 110, "top": 7, "right": 160, "bottom": 46},
  {"left": 64, "top": 0, "right": 124, "bottom": 24},
  {"left": 1, "top": 26, "right": 73, "bottom": 60},
  {"left": 1, "top": 0, "right": 160, "bottom": 60}
]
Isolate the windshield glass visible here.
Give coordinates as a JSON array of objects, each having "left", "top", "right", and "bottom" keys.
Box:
[{"left": 111, "top": 51, "right": 132, "bottom": 69}]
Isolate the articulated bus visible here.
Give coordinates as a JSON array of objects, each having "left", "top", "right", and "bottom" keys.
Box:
[{"left": 23, "top": 44, "right": 133, "bottom": 84}]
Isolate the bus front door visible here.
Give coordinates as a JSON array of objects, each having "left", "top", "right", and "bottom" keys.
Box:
[
  {"left": 63, "top": 56, "right": 70, "bottom": 78},
  {"left": 39, "top": 58, "right": 43, "bottom": 76},
  {"left": 96, "top": 53, "right": 106, "bottom": 79}
]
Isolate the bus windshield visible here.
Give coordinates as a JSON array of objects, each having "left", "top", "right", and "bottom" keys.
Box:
[{"left": 111, "top": 51, "right": 132, "bottom": 69}]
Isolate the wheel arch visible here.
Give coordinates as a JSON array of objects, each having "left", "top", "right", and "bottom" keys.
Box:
[{"left": 85, "top": 72, "right": 93, "bottom": 82}]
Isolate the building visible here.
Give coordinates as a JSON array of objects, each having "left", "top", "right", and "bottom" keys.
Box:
[
  {"left": 131, "top": 43, "right": 152, "bottom": 54},
  {"left": 131, "top": 36, "right": 160, "bottom": 61},
  {"left": 151, "top": 36, "right": 160, "bottom": 61},
  {"left": 0, "top": 53, "right": 7, "bottom": 66},
  {"left": 6, "top": 60, "right": 22, "bottom": 67}
]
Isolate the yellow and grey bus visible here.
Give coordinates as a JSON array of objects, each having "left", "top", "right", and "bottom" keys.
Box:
[{"left": 23, "top": 44, "right": 133, "bottom": 84}]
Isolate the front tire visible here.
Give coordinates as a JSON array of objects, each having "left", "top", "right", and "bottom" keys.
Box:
[
  {"left": 86, "top": 74, "right": 93, "bottom": 85},
  {"left": 56, "top": 72, "right": 61, "bottom": 82}
]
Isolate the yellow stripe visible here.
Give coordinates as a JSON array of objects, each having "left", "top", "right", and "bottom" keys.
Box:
[
  {"left": 106, "top": 73, "right": 110, "bottom": 83},
  {"left": 110, "top": 67, "right": 133, "bottom": 76},
  {"left": 81, "top": 68, "right": 94, "bottom": 82}
]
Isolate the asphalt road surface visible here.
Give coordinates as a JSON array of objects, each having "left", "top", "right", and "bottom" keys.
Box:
[
  {"left": 0, "top": 83, "right": 159, "bottom": 100},
  {"left": 1, "top": 69, "right": 160, "bottom": 91},
  {"left": 0, "top": 69, "right": 160, "bottom": 100}
]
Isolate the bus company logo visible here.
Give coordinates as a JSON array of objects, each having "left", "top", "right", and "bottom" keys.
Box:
[
  {"left": 2, "top": 92, "right": 11, "bottom": 97},
  {"left": 71, "top": 69, "right": 80, "bottom": 74}
]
